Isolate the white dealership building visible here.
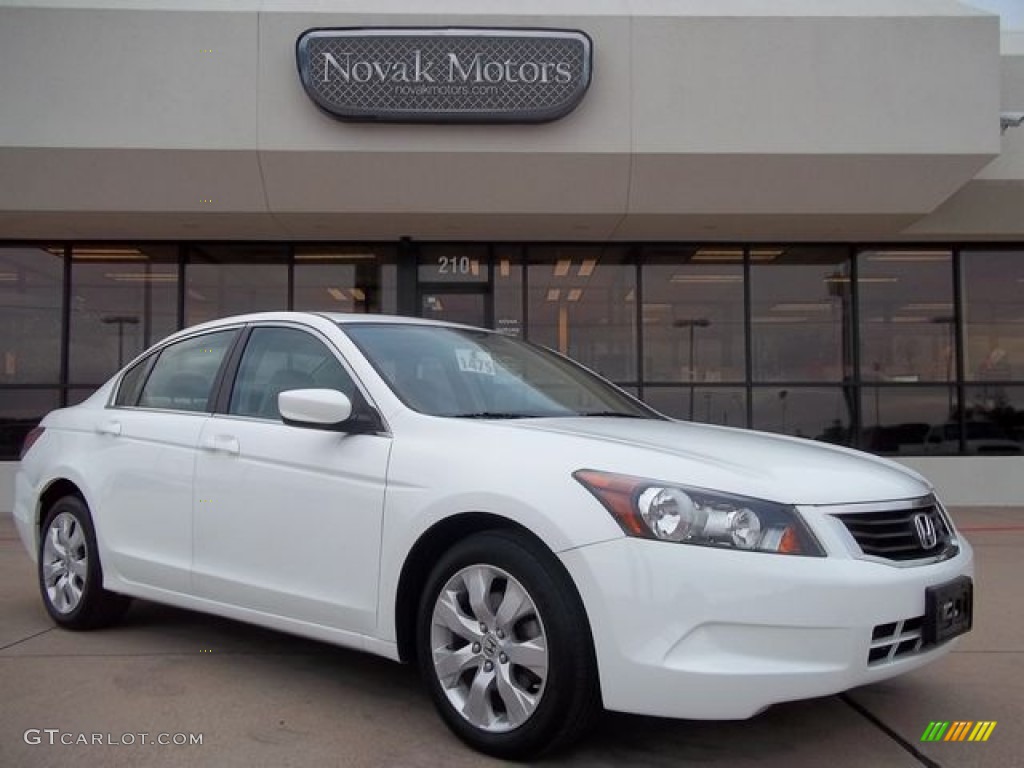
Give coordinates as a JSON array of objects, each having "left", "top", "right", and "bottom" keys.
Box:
[{"left": 1, "top": 0, "right": 1023, "bottom": 506}]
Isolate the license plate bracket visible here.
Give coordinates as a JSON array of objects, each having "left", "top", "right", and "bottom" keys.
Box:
[{"left": 924, "top": 575, "right": 973, "bottom": 646}]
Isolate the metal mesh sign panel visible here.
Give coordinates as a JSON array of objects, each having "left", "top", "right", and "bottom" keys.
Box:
[{"left": 296, "top": 28, "right": 592, "bottom": 123}]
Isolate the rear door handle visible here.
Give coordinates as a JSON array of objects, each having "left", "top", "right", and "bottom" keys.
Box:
[
  {"left": 96, "top": 421, "right": 122, "bottom": 436},
  {"left": 201, "top": 434, "right": 240, "bottom": 455}
]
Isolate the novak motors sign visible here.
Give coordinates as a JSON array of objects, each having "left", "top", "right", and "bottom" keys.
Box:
[{"left": 296, "top": 28, "right": 592, "bottom": 123}]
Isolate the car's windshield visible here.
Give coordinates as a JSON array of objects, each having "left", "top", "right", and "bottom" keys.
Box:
[{"left": 342, "top": 323, "right": 660, "bottom": 420}]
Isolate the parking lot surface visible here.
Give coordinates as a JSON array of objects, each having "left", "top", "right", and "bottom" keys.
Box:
[{"left": 1, "top": 507, "right": 1020, "bottom": 768}]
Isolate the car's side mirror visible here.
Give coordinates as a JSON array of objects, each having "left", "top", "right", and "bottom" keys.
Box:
[
  {"left": 278, "top": 388, "right": 354, "bottom": 429},
  {"left": 278, "top": 388, "right": 385, "bottom": 434}
]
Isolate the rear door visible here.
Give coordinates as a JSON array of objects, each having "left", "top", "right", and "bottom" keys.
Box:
[
  {"left": 192, "top": 323, "right": 391, "bottom": 635},
  {"left": 95, "top": 328, "right": 238, "bottom": 593}
]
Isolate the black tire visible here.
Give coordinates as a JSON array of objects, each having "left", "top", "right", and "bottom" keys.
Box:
[
  {"left": 38, "top": 495, "right": 130, "bottom": 630},
  {"left": 416, "top": 530, "right": 599, "bottom": 759}
]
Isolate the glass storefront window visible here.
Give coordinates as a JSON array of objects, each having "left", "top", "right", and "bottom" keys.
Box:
[
  {"left": 859, "top": 249, "right": 955, "bottom": 383},
  {"left": 293, "top": 245, "right": 395, "bottom": 314},
  {"left": 860, "top": 386, "right": 957, "bottom": 455},
  {"left": 69, "top": 245, "right": 178, "bottom": 385},
  {"left": 641, "top": 247, "right": 745, "bottom": 384},
  {"left": 494, "top": 246, "right": 523, "bottom": 337},
  {"left": 751, "top": 386, "right": 854, "bottom": 445},
  {"left": 0, "top": 246, "right": 63, "bottom": 384},
  {"left": 4, "top": 241, "right": 1024, "bottom": 461},
  {"left": 644, "top": 385, "right": 747, "bottom": 427},
  {"left": 527, "top": 246, "right": 636, "bottom": 382},
  {"left": 185, "top": 245, "right": 288, "bottom": 326},
  {"left": 750, "top": 247, "right": 853, "bottom": 382},
  {"left": 963, "top": 385, "right": 1024, "bottom": 455},
  {"left": 381, "top": 261, "right": 398, "bottom": 315},
  {"left": 0, "top": 388, "right": 61, "bottom": 459},
  {"left": 962, "top": 251, "right": 1024, "bottom": 383}
]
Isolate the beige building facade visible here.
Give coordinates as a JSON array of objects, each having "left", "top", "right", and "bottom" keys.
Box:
[{"left": 1, "top": 0, "right": 1023, "bottom": 505}]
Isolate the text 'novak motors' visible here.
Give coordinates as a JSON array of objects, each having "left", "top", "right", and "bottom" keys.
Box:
[{"left": 296, "top": 28, "right": 592, "bottom": 123}]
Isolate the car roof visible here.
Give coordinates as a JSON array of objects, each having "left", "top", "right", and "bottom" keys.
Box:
[
  {"left": 163, "top": 311, "right": 485, "bottom": 340},
  {"left": 319, "top": 312, "right": 479, "bottom": 329}
]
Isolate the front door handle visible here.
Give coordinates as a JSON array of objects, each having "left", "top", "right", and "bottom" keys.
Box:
[
  {"left": 96, "top": 420, "right": 122, "bottom": 436},
  {"left": 201, "top": 434, "right": 240, "bottom": 455}
]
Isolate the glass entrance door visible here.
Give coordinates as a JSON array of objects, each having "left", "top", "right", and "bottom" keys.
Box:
[
  {"left": 417, "top": 245, "right": 492, "bottom": 328},
  {"left": 420, "top": 291, "right": 488, "bottom": 327}
]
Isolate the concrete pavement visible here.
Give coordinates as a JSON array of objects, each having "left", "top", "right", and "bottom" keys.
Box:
[{"left": 0, "top": 508, "right": 1020, "bottom": 767}]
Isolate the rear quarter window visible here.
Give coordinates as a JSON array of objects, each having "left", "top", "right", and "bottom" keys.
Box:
[{"left": 114, "top": 357, "right": 154, "bottom": 407}]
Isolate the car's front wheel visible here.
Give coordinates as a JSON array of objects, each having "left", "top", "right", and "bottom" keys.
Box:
[
  {"left": 417, "top": 530, "right": 599, "bottom": 759},
  {"left": 38, "top": 495, "right": 130, "bottom": 629}
]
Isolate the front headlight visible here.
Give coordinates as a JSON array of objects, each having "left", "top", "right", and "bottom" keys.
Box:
[{"left": 574, "top": 469, "right": 824, "bottom": 556}]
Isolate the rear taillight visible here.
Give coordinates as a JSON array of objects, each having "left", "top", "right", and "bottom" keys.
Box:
[{"left": 19, "top": 426, "right": 45, "bottom": 460}]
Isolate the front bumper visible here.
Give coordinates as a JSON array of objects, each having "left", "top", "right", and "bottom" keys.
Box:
[{"left": 559, "top": 534, "right": 973, "bottom": 719}]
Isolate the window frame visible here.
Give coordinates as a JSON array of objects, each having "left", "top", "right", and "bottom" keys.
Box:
[
  {"left": 223, "top": 324, "right": 360, "bottom": 422},
  {"left": 213, "top": 321, "right": 387, "bottom": 431}
]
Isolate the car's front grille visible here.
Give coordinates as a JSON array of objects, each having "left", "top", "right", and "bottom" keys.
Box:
[
  {"left": 834, "top": 503, "right": 956, "bottom": 562},
  {"left": 868, "top": 616, "right": 925, "bottom": 665}
]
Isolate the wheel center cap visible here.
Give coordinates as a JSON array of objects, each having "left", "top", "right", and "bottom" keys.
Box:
[{"left": 481, "top": 633, "right": 499, "bottom": 658}]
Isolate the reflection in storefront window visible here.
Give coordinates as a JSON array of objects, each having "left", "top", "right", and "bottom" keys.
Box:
[
  {"left": 527, "top": 246, "right": 636, "bottom": 382},
  {"left": 859, "top": 386, "right": 958, "bottom": 455},
  {"left": 186, "top": 245, "right": 288, "bottom": 326},
  {"left": 751, "top": 386, "right": 853, "bottom": 445},
  {"left": 0, "top": 246, "right": 63, "bottom": 384},
  {"left": 644, "top": 386, "right": 747, "bottom": 427},
  {"left": 293, "top": 245, "right": 394, "bottom": 314},
  {"left": 641, "top": 247, "right": 745, "bottom": 392},
  {"left": 858, "top": 250, "right": 955, "bottom": 383},
  {"left": 69, "top": 245, "right": 178, "bottom": 386},
  {"left": 750, "top": 247, "right": 853, "bottom": 383},
  {"left": 962, "top": 251, "right": 1023, "bottom": 384},
  {"left": 963, "top": 386, "right": 1023, "bottom": 455}
]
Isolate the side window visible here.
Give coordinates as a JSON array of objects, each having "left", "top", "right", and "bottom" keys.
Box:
[
  {"left": 228, "top": 327, "right": 357, "bottom": 420},
  {"left": 114, "top": 356, "right": 153, "bottom": 407},
  {"left": 136, "top": 331, "right": 236, "bottom": 413}
]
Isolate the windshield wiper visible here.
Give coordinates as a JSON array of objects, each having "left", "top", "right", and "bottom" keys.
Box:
[
  {"left": 450, "top": 412, "right": 537, "bottom": 419},
  {"left": 576, "top": 411, "right": 648, "bottom": 418}
]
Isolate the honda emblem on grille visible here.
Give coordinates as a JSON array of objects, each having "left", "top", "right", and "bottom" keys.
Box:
[{"left": 914, "top": 513, "right": 939, "bottom": 550}]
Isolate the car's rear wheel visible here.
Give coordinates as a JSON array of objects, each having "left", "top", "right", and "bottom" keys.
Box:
[
  {"left": 38, "top": 495, "right": 130, "bottom": 629},
  {"left": 416, "top": 530, "right": 599, "bottom": 759}
]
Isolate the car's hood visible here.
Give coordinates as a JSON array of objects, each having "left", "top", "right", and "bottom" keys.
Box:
[{"left": 506, "top": 417, "right": 932, "bottom": 505}]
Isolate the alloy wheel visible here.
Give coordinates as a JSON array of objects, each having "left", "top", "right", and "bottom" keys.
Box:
[
  {"left": 429, "top": 563, "right": 549, "bottom": 733},
  {"left": 41, "top": 511, "right": 89, "bottom": 614}
]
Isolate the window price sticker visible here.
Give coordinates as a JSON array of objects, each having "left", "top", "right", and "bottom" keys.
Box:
[{"left": 456, "top": 349, "right": 496, "bottom": 376}]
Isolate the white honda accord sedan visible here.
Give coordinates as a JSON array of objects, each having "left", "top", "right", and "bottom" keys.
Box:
[{"left": 15, "top": 312, "right": 973, "bottom": 758}]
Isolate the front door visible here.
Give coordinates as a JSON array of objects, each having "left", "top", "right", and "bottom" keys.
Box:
[{"left": 191, "top": 325, "right": 390, "bottom": 635}]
